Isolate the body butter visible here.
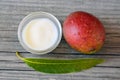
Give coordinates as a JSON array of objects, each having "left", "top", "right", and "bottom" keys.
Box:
[{"left": 22, "top": 18, "right": 58, "bottom": 51}]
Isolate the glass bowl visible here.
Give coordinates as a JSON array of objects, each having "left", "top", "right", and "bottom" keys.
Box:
[{"left": 18, "top": 12, "right": 62, "bottom": 54}]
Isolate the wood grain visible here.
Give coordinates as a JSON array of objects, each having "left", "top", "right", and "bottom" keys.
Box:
[{"left": 0, "top": 0, "right": 120, "bottom": 80}]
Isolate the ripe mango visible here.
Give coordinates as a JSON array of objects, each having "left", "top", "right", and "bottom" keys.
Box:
[{"left": 63, "top": 11, "right": 105, "bottom": 54}]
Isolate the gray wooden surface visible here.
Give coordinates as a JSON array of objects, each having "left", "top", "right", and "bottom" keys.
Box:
[{"left": 0, "top": 0, "right": 120, "bottom": 80}]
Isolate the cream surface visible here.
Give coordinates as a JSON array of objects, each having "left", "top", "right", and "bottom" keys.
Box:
[{"left": 22, "top": 18, "right": 58, "bottom": 51}]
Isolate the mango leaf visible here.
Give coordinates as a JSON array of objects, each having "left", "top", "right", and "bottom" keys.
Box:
[{"left": 16, "top": 52, "right": 104, "bottom": 74}]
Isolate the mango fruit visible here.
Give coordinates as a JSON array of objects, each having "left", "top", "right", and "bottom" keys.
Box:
[{"left": 63, "top": 11, "right": 105, "bottom": 54}]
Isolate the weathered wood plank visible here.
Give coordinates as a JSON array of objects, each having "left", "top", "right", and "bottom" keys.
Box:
[
  {"left": 0, "top": 26, "right": 120, "bottom": 54},
  {"left": 0, "top": 52, "right": 120, "bottom": 69},
  {"left": 0, "top": 67, "right": 120, "bottom": 80}
]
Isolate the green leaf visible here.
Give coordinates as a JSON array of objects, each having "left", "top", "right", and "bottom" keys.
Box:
[{"left": 16, "top": 52, "right": 104, "bottom": 74}]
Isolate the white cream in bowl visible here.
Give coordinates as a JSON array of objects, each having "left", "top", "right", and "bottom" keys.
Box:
[{"left": 22, "top": 18, "right": 58, "bottom": 51}]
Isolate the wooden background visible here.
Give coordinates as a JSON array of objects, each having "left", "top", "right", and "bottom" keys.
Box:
[{"left": 0, "top": 0, "right": 120, "bottom": 80}]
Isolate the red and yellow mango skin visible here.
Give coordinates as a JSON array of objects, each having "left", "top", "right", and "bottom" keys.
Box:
[{"left": 63, "top": 11, "right": 105, "bottom": 54}]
